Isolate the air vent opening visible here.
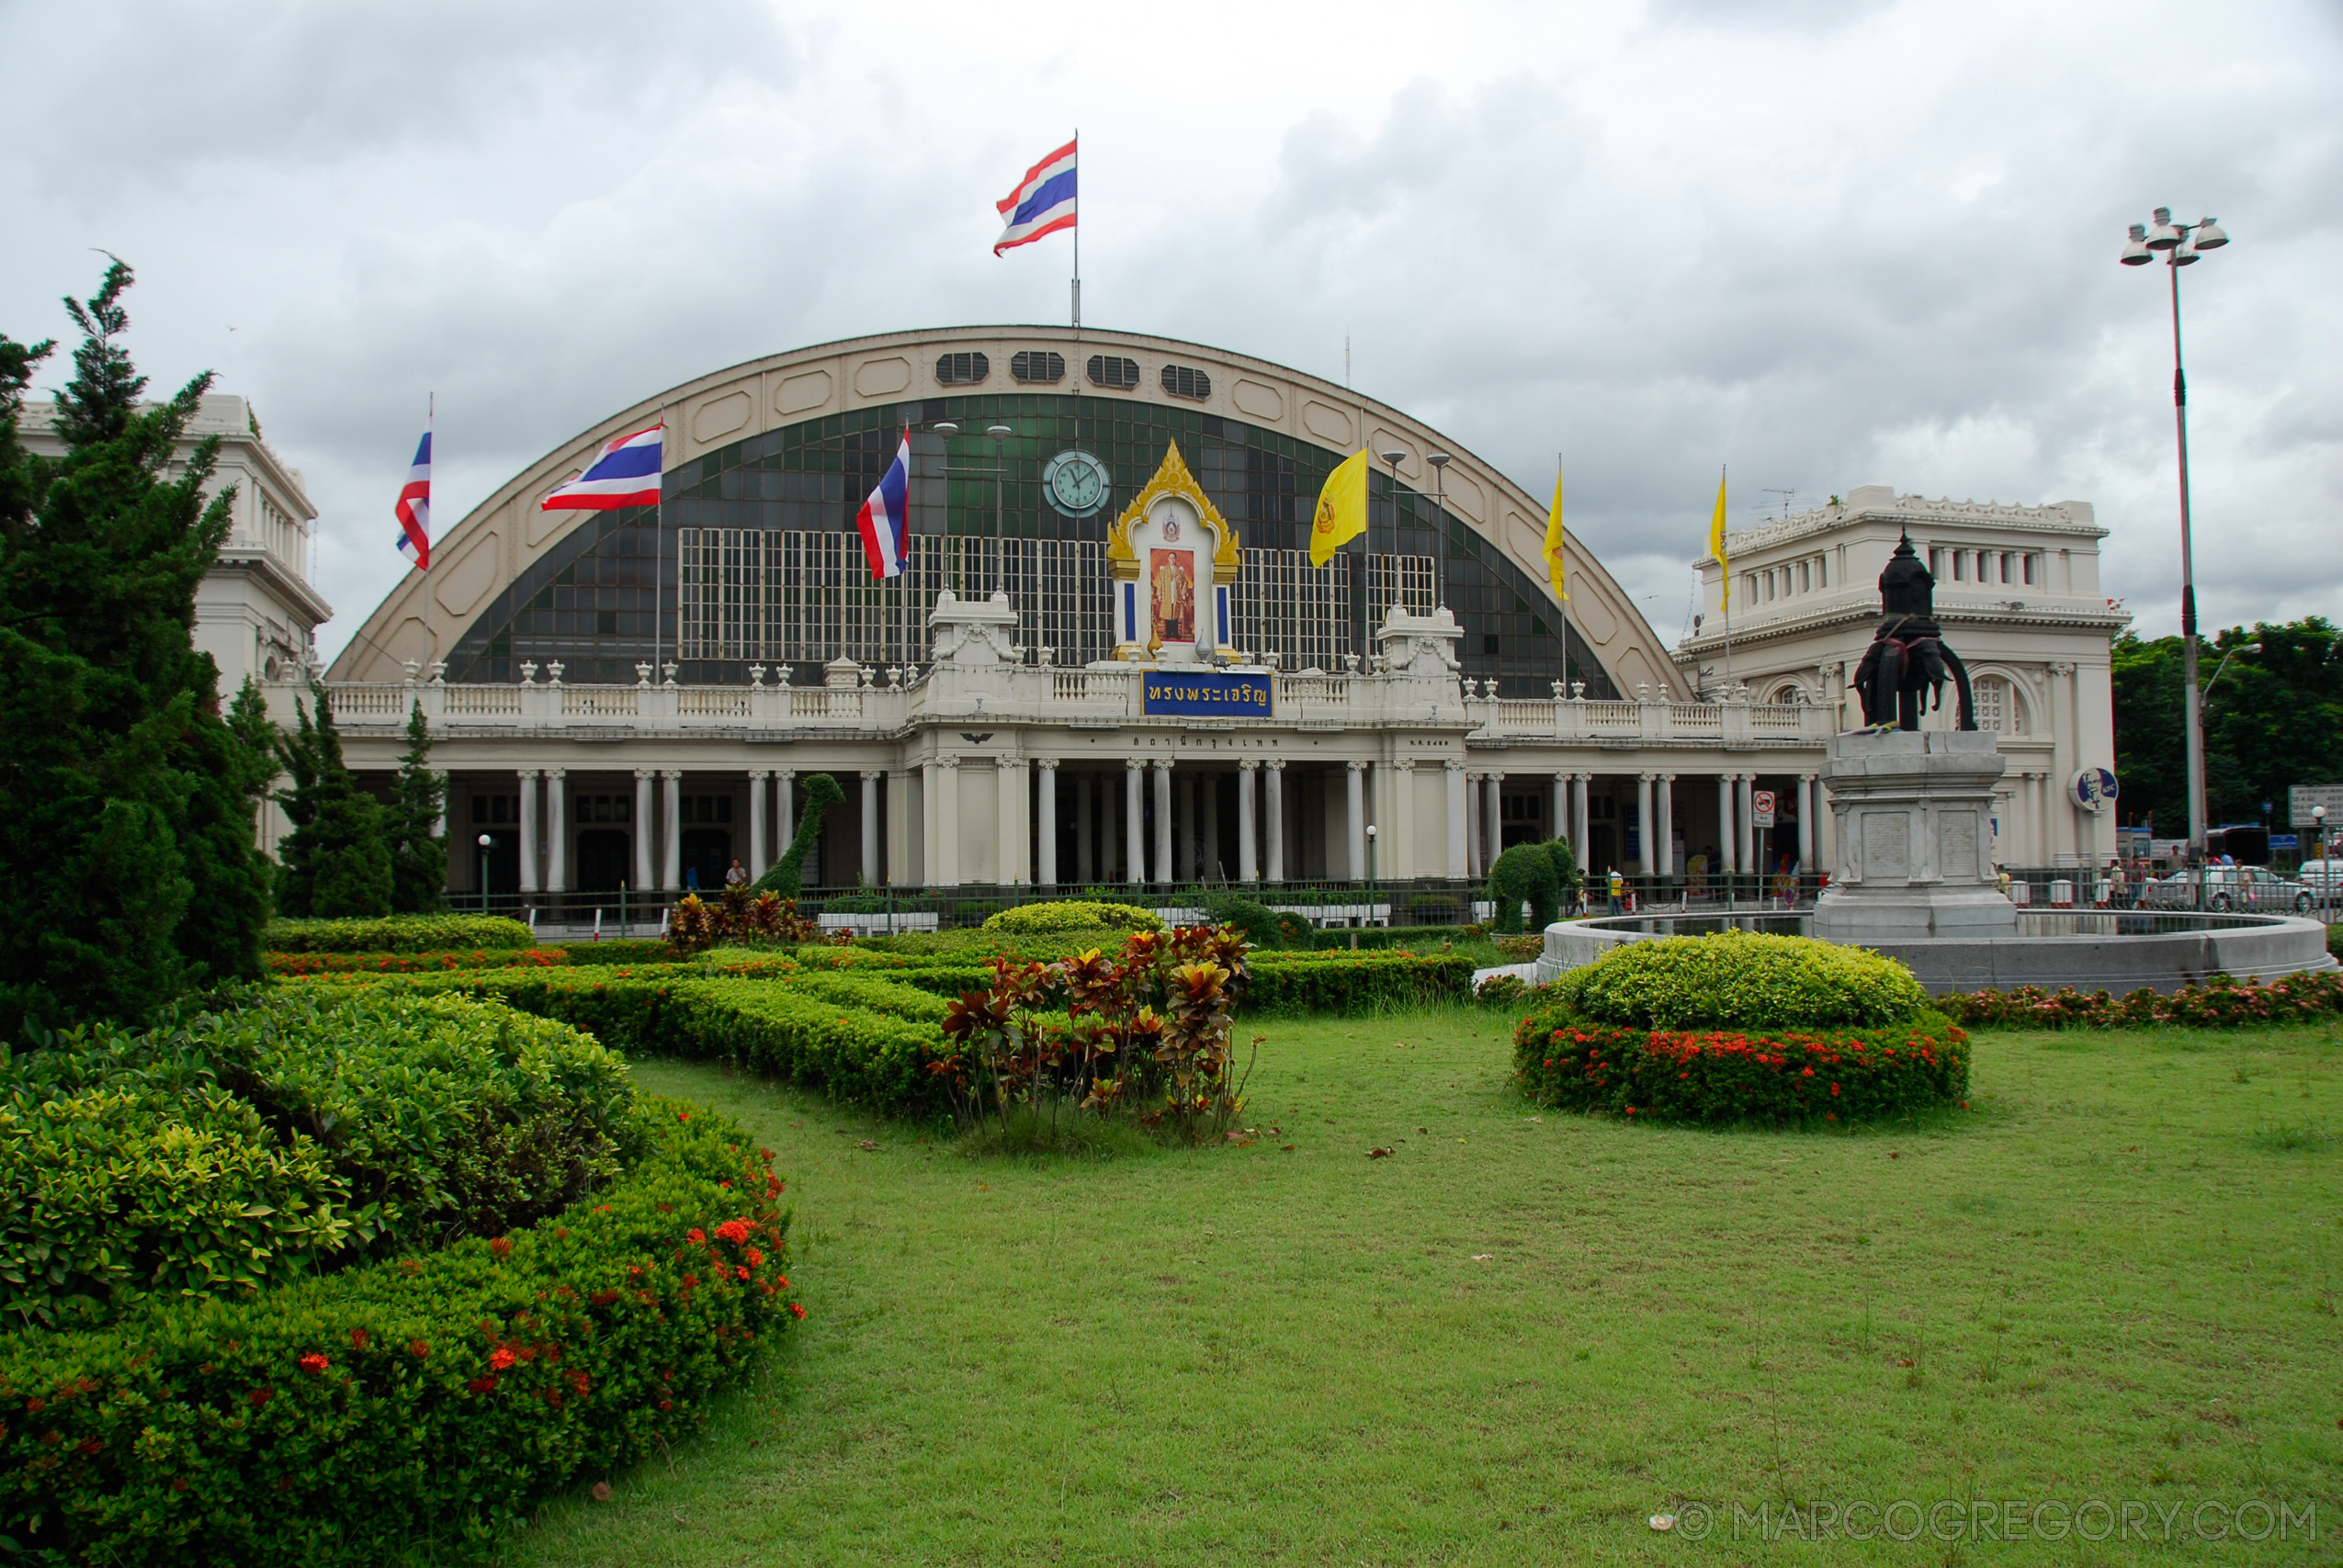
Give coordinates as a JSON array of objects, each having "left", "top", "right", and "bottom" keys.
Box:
[
  {"left": 1086, "top": 355, "right": 1141, "bottom": 390},
  {"left": 1011, "top": 350, "right": 1065, "bottom": 384},
  {"left": 935, "top": 352, "right": 990, "bottom": 387},
  {"left": 1160, "top": 364, "right": 1212, "bottom": 400}
]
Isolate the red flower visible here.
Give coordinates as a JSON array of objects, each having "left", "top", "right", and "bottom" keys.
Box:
[
  {"left": 249, "top": 1388, "right": 274, "bottom": 1407},
  {"left": 489, "top": 1236, "right": 513, "bottom": 1259},
  {"left": 348, "top": 1327, "right": 369, "bottom": 1351},
  {"left": 298, "top": 1353, "right": 330, "bottom": 1374},
  {"left": 686, "top": 1228, "right": 707, "bottom": 1244},
  {"left": 789, "top": 1303, "right": 807, "bottom": 1319},
  {"left": 683, "top": 1274, "right": 699, "bottom": 1289},
  {"left": 677, "top": 1110, "right": 691, "bottom": 1122},
  {"left": 409, "top": 1340, "right": 430, "bottom": 1359},
  {"left": 745, "top": 1247, "right": 764, "bottom": 1269},
  {"left": 715, "top": 1219, "right": 753, "bottom": 1244},
  {"left": 490, "top": 1346, "right": 517, "bottom": 1371},
  {"left": 591, "top": 1288, "right": 621, "bottom": 1307},
  {"left": 468, "top": 1376, "right": 500, "bottom": 1394},
  {"left": 736, "top": 1265, "right": 752, "bottom": 1280}
]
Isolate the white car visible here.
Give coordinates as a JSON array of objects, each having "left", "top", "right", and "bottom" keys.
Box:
[
  {"left": 2145, "top": 865, "right": 2317, "bottom": 914},
  {"left": 2296, "top": 859, "right": 2343, "bottom": 895}
]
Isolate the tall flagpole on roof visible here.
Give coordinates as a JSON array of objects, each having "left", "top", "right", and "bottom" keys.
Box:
[{"left": 1070, "top": 129, "right": 1081, "bottom": 328}]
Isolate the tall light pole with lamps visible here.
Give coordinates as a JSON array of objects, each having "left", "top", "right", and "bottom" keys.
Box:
[{"left": 2120, "top": 206, "right": 2230, "bottom": 862}]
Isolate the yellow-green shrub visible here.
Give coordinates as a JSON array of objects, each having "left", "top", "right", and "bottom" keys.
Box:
[
  {"left": 263, "top": 915, "right": 538, "bottom": 953},
  {"left": 982, "top": 900, "right": 1162, "bottom": 935},
  {"left": 1555, "top": 931, "right": 1931, "bottom": 1030}
]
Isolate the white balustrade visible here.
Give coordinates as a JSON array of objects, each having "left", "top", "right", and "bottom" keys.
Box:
[{"left": 562, "top": 686, "right": 639, "bottom": 716}]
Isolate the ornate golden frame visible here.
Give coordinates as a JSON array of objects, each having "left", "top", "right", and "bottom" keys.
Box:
[{"left": 1105, "top": 440, "right": 1242, "bottom": 584}]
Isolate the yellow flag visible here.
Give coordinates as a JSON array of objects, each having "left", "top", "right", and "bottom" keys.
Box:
[
  {"left": 1308, "top": 448, "right": 1372, "bottom": 567},
  {"left": 1542, "top": 468, "right": 1568, "bottom": 601},
  {"left": 1709, "top": 470, "right": 1730, "bottom": 608}
]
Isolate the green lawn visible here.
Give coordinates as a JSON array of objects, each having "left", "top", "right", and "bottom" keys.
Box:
[{"left": 507, "top": 1010, "right": 2343, "bottom": 1564}]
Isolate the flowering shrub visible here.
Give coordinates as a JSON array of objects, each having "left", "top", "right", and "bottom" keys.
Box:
[
  {"left": 262, "top": 915, "right": 538, "bottom": 953},
  {"left": 0, "top": 1104, "right": 797, "bottom": 1567},
  {"left": 1938, "top": 969, "right": 2343, "bottom": 1030},
  {"left": 666, "top": 888, "right": 821, "bottom": 954},
  {"left": 266, "top": 947, "right": 572, "bottom": 976},
  {"left": 1476, "top": 973, "right": 1531, "bottom": 1008},
  {"left": 1556, "top": 931, "right": 1932, "bottom": 1030},
  {"left": 1513, "top": 1001, "right": 1969, "bottom": 1125}
]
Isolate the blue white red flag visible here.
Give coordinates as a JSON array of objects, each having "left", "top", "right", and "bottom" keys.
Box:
[
  {"left": 994, "top": 137, "right": 1077, "bottom": 254},
  {"left": 540, "top": 423, "right": 665, "bottom": 511},
  {"left": 855, "top": 430, "right": 911, "bottom": 579},
  {"left": 393, "top": 423, "right": 431, "bottom": 569}
]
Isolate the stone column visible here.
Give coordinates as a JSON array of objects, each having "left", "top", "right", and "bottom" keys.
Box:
[
  {"left": 1484, "top": 772, "right": 1504, "bottom": 868},
  {"left": 748, "top": 769, "right": 771, "bottom": 878},
  {"left": 1797, "top": 773, "right": 1817, "bottom": 872},
  {"left": 1465, "top": 773, "right": 1483, "bottom": 877},
  {"left": 515, "top": 770, "right": 540, "bottom": 895},
  {"left": 1387, "top": 760, "right": 1415, "bottom": 880},
  {"left": 1446, "top": 761, "right": 1469, "bottom": 878},
  {"left": 1716, "top": 773, "right": 1737, "bottom": 875},
  {"left": 1201, "top": 772, "right": 1221, "bottom": 881},
  {"left": 430, "top": 773, "right": 448, "bottom": 840},
  {"left": 931, "top": 757, "right": 961, "bottom": 886},
  {"left": 997, "top": 758, "right": 1029, "bottom": 887},
  {"left": 775, "top": 769, "right": 797, "bottom": 851},
  {"left": 1572, "top": 773, "right": 1591, "bottom": 863},
  {"left": 1076, "top": 771, "right": 1095, "bottom": 885},
  {"left": 1655, "top": 774, "right": 1675, "bottom": 877},
  {"left": 1346, "top": 761, "right": 1368, "bottom": 880},
  {"left": 1552, "top": 773, "right": 1569, "bottom": 851},
  {"left": 1176, "top": 772, "right": 1197, "bottom": 883},
  {"left": 1737, "top": 773, "right": 1756, "bottom": 877},
  {"left": 1264, "top": 761, "right": 1286, "bottom": 883},
  {"left": 661, "top": 770, "right": 683, "bottom": 893},
  {"left": 1636, "top": 773, "right": 1655, "bottom": 875},
  {"left": 1036, "top": 761, "right": 1058, "bottom": 886},
  {"left": 633, "top": 770, "right": 655, "bottom": 892},
  {"left": 1238, "top": 760, "right": 1260, "bottom": 882},
  {"left": 1151, "top": 761, "right": 1173, "bottom": 884},
  {"left": 1126, "top": 760, "right": 1146, "bottom": 884},
  {"left": 546, "top": 769, "right": 568, "bottom": 894},
  {"left": 861, "top": 771, "right": 882, "bottom": 886},
  {"left": 888, "top": 769, "right": 915, "bottom": 885}
]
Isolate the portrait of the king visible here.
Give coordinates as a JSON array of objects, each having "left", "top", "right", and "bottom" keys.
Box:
[{"left": 1150, "top": 547, "right": 1195, "bottom": 644}]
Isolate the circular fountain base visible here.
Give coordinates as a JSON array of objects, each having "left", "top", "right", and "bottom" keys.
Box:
[{"left": 1534, "top": 911, "right": 2339, "bottom": 996}]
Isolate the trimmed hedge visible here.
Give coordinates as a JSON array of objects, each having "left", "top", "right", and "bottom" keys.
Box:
[
  {"left": 982, "top": 900, "right": 1162, "bottom": 935},
  {"left": 785, "top": 971, "right": 954, "bottom": 1024},
  {"left": 1245, "top": 952, "right": 1477, "bottom": 1012},
  {"left": 0, "top": 1104, "right": 796, "bottom": 1566},
  {"left": 556, "top": 939, "right": 681, "bottom": 967},
  {"left": 1513, "top": 1000, "right": 1970, "bottom": 1124},
  {"left": 266, "top": 948, "right": 572, "bottom": 977},
  {"left": 1556, "top": 931, "right": 1932, "bottom": 1030},
  {"left": 1939, "top": 969, "right": 2343, "bottom": 1029},
  {"left": 263, "top": 916, "right": 538, "bottom": 954}
]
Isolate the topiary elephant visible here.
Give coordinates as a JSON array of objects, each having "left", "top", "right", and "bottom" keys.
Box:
[
  {"left": 752, "top": 773, "right": 845, "bottom": 897},
  {"left": 1488, "top": 843, "right": 1561, "bottom": 933}
]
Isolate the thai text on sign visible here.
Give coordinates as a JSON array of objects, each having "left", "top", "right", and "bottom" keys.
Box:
[{"left": 1141, "top": 671, "right": 1273, "bottom": 717}]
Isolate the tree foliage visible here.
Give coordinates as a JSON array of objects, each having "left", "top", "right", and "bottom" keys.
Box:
[
  {"left": 0, "top": 260, "right": 272, "bottom": 1037},
  {"left": 753, "top": 773, "right": 844, "bottom": 896},
  {"left": 2113, "top": 619, "right": 2343, "bottom": 832},
  {"left": 386, "top": 702, "right": 447, "bottom": 914},
  {"left": 273, "top": 686, "right": 392, "bottom": 919}
]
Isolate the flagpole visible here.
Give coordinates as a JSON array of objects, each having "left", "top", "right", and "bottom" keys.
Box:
[
  {"left": 1555, "top": 451, "right": 1569, "bottom": 694},
  {"left": 423, "top": 392, "right": 434, "bottom": 671},
  {"left": 1070, "top": 130, "right": 1081, "bottom": 328},
  {"left": 1720, "top": 463, "right": 1732, "bottom": 694}
]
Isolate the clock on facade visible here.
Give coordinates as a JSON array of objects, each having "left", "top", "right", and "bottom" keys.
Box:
[{"left": 1043, "top": 449, "right": 1111, "bottom": 518}]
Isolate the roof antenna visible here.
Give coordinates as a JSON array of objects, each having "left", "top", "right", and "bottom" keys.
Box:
[{"left": 1344, "top": 333, "right": 1351, "bottom": 389}]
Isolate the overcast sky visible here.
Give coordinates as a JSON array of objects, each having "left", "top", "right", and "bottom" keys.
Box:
[{"left": 6, "top": 0, "right": 2337, "bottom": 661}]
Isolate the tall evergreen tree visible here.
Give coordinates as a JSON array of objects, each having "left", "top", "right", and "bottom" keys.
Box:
[
  {"left": 0, "top": 260, "right": 270, "bottom": 1036},
  {"left": 387, "top": 702, "right": 447, "bottom": 914},
  {"left": 274, "top": 685, "right": 393, "bottom": 919}
]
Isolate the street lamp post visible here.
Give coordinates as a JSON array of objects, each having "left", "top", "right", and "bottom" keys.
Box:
[
  {"left": 1364, "top": 821, "right": 1378, "bottom": 932},
  {"left": 2315, "top": 805, "right": 2330, "bottom": 914},
  {"left": 2121, "top": 206, "right": 2230, "bottom": 866},
  {"left": 1426, "top": 451, "right": 1452, "bottom": 613},
  {"left": 477, "top": 832, "right": 493, "bottom": 916}
]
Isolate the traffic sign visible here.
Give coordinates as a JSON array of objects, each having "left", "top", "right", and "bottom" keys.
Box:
[{"left": 1751, "top": 789, "right": 1777, "bottom": 828}]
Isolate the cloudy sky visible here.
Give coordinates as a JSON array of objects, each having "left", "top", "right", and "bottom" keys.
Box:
[{"left": 6, "top": 0, "right": 2336, "bottom": 660}]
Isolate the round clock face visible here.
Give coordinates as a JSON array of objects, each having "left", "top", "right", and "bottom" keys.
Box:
[{"left": 1043, "top": 450, "right": 1111, "bottom": 518}]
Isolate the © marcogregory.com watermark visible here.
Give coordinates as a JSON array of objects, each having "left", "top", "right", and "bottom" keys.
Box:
[{"left": 1648, "top": 1497, "right": 2316, "bottom": 1545}]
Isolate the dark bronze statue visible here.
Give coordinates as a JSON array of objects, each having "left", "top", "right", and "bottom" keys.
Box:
[{"left": 1851, "top": 534, "right": 1975, "bottom": 730}]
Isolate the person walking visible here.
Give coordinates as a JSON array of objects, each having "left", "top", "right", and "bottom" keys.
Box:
[{"left": 1607, "top": 867, "right": 1625, "bottom": 916}]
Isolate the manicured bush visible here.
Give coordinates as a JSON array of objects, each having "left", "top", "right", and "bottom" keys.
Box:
[
  {"left": 266, "top": 948, "right": 572, "bottom": 977},
  {"left": 1938, "top": 969, "right": 2343, "bottom": 1030},
  {"left": 1, "top": 990, "right": 643, "bottom": 1329},
  {"left": 1244, "top": 952, "right": 1477, "bottom": 1012},
  {"left": 1196, "top": 890, "right": 1285, "bottom": 950},
  {"left": 1556, "top": 931, "right": 1932, "bottom": 1030},
  {"left": 785, "top": 971, "right": 954, "bottom": 1024},
  {"left": 983, "top": 900, "right": 1163, "bottom": 935},
  {"left": 1475, "top": 973, "right": 1531, "bottom": 1007},
  {"left": 0, "top": 1105, "right": 796, "bottom": 1566},
  {"left": 557, "top": 939, "right": 681, "bottom": 966},
  {"left": 263, "top": 915, "right": 538, "bottom": 953},
  {"left": 1513, "top": 998, "right": 1970, "bottom": 1125}
]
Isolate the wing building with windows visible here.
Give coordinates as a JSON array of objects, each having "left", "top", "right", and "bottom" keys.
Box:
[{"left": 231, "top": 323, "right": 2122, "bottom": 919}]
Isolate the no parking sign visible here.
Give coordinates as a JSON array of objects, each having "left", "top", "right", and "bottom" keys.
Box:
[{"left": 1751, "top": 789, "right": 1777, "bottom": 828}]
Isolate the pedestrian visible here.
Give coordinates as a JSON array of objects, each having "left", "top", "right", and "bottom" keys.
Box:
[
  {"left": 724, "top": 858, "right": 749, "bottom": 888},
  {"left": 1607, "top": 867, "right": 1624, "bottom": 915}
]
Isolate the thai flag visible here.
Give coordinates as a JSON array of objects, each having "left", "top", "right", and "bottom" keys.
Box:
[
  {"left": 855, "top": 430, "right": 911, "bottom": 579},
  {"left": 393, "top": 423, "right": 431, "bottom": 569},
  {"left": 994, "top": 137, "right": 1077, "bottom": 254},
  {"left": 540, "top": 423, "right": 665, "bottom": 511}
]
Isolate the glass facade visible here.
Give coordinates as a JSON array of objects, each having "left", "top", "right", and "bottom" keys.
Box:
[{"left": 447, "top": 393, "right": 1615, "bottom": 698}]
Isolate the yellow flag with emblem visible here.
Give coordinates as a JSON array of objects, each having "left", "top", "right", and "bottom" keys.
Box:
[
  {"left": 1308, "top": 448, "right": 1372, "bottom": 567},
  {"left": 1709, "top": 469, "right": 1729, "bottom": 607},
  {"left": 1542, "top": 467, "right": 1568, "bottom": 600}
]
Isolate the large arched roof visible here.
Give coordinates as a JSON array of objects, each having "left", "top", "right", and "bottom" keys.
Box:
[{"left": 331, "top": 325, "right": 1684, "bottom": 693}]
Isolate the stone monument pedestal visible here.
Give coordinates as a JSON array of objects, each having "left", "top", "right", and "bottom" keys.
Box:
[{"left": 1813, "top": 728, "right": 2018, "bottom": 940}]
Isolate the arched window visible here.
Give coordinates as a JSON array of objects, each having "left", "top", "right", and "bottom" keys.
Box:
[{"left": 1973, "top": 675, "right": 2028, "bottom": 735}]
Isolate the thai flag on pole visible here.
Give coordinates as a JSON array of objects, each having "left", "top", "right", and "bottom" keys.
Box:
[
  {"left": 393, "top": 423, "right": 431, "bottom": 570},
  {"left": 855, "top": 430, "right": 911, "bottom": 579},
  {"left": 994, "top": 137, "right": 1077, "bottom": 254},
  {"left": 539, "top": 423, "right": 665, "bottom": 511}
]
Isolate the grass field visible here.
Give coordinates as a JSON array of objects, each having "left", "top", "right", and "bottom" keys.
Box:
[{"left": 506, "top": 1008, "right": 2343, "bottom": 1565}]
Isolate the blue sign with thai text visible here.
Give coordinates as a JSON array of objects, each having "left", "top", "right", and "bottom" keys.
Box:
[{"left": 1141, "top": 670, "right": 1273, "bottom": 718}]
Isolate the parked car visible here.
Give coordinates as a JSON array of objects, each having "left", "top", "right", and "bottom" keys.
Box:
[
  {"left": 2295, "top": 860, "right": 2343, "bottom": 897},
  {"left": 2143, "top": 865, "right": 2316, "bottom": 914}
]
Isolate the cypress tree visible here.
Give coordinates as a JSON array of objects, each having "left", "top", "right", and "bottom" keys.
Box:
[
  {"left": 0, "top": 260, "right": 271, "bottom": 1036},
  {"left": 274, "top": 684, "right": 392, "bottom": 919},
  {"left": 386, "top": 702, "right": 447, "bottom": 914}
]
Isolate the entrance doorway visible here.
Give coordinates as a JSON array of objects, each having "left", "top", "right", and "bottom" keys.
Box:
[
  {"left": 681, "top": 829, "right": 733, "bottom": 892},
  {"left": 575, "top": 829, "right": 630, "bottom": 894}
]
